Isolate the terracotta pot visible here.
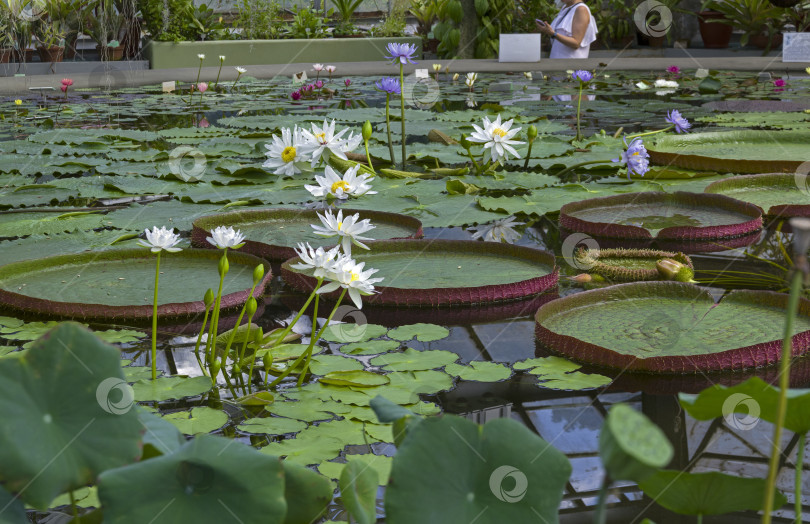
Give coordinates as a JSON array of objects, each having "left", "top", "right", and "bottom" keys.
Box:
[
  {"left": 96, "top": 44, "right": 124, "bottom": 61},
  {"left": 37, "top": 45, "right": 64, "bottom": 63},
  {"left": 0, "top": 48, "right": 12, "bottom": 63},
  {"left": 12, "top": 49, "right": 35, "bottom": 62},
  {"left": 697, "top": 10, "right": 732, "bottom": 49},
  {"left": 750, "top": 32, "right": 783, "bottom": 49},
  {"left": 425, "top": 37, "right": 440, "bottom": 53},
  {"left": 648, "top": 34, "right": 666, "bottom": 48}
]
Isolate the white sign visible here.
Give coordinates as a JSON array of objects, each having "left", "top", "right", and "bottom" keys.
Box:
[
  {"left": 499, "top": 34, "right": 542, "bottom": 63},
  {"left": 783, "top": 32, "right": 810, "bottom": 63},
  {"left": 162, "top": 81, "right": 175, "bottom": 93},
  {"left": 292, "top": 71, "right": 307, "bottom": 84},
  {"left": 414, "top": 68, "right": 429, "bottom": 79}
]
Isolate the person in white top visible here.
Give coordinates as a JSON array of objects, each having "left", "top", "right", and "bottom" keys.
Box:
[{"left": 535, "top": 0, "right": 598, "bottom": 59}]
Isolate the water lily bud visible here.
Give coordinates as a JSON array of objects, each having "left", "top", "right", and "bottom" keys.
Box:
[
  {"left": 232, "top": 363, "right": 242, "bottom": 374},
  {"left": 254, "top": 327, "right": 264, "bottom": 344},
  {"left": 459, "top": 134, "right": 472, "bottom": 149},
  {"left": 245, "top": 296, "right": 257, "bottom": 316},
  {"left": 218, "top": 255, "right": 229, "bottom": 276},
  {"left": 253, "top": 264, "right": 265, "bottom": 285},
  {"left": 211, "top": 359, "right": 222, "bottom": 378},
  {"left": 568, "top": 273, "right": 592, "bottom": 283},
  {"left": 656, "top": 258, "right": 695, "bottom": 282},
  {"left": 527, "top": 125, "right": 538, "bottom": 141},
  {"left": 362, "top": 120, "right": 373, "bottom": 141},
  {"left": 263, "top": 354, "right": 274, "bottom": 372},
  {"left": 203, "top": 288, "right": 215, "bottom": 307}
]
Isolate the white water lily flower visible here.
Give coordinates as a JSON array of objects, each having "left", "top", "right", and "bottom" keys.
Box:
[
  {"left": 340, "top": 131, "right": 363, "bottom": 155},
  {"left": 468, "top": 114, "right": 525, "bottom": 164},
  {"left": 235, "top": 66, "right": 247, "bottom": 74},
  {"left": 469, "top": 216, "right": 524, "bottom": 244},
  {"left": 291, "top": 242, "right": 341, "bottom": 278},
  {"left": 655, "top": 89, "right": 676, "bottom": 96},
  {"left": 465, "top": 72, "right": 478, "bottom": 87},
  {"left": 219, "top": 55, "right": 225, "bottom": 61},
  {"left": 523, "top": 72, "right": 532, "bottom": 80},
  {"left": 138, "top": 226, "right": 182, "bottom": 253},
  {"left": 318, "top": 255, "right": 383, "bottom": 309},
  {"left": 301, "top": 119, "right": 351, "bottom": 166},
  {"left": 311, "top": 209, "right": 375, "bottom": 255},
  {"left": 654, "top": 79, "right": 679, "bottom": 88},
  {"left": 636, "top": 81, "right": 650, "bottom": 90},
  {"left": 263, "top": 126, "right": 312, "bottom": 177},
  {"left": 206, "top": 225, "right": 246, "bottom": 249},
  {"left": 313, "top": 63, "right": 324, "bottom": 71},
  {"left": 305, "top": 165, "right": 377, "bottom": 200},
  {"left": 325, "top": 65, "right": 336, "bottom": 73},
  {"left": 197, "top": 54, "right": 205, "bottom": 60}
]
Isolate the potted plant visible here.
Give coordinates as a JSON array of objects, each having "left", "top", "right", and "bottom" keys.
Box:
[
  {"left": 594, "top": 0, "right": 636, "bottom": 49},
  {"left": 0, "top": 6, "right": 14, "bottom": 62},
  {"left": 697, "top": 0, "right": 733, "bottom": 48},
  {"left": 410, "top": 0, "right": 440, "bottom": 50},
  {"left": 86, "top": 0, "right": 126, "bottom": 60},
  {"left": 701, "top": 0, "right": 786, "bottom": 52},
  {"left": 35, "top": 19, "right": 66, "bottom": 62},
  {"left": 40, "top": 0, "right": 84, "bottom": 59}
]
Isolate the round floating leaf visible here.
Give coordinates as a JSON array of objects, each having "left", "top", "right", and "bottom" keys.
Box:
[
  {"left": 238, "top": 416, "right": 308, "bottom": 436},
  {"left": 265, "top": 398, "right": 350, "bottom": 422},
  {"left": 385, "top": 416, "right": 571, "bottom": 523},
  {"left": 320, "top": 370, "right": 390, "bottom": 387},
  {"left": 163, "top": 407, "right": 229, "bottom": 435},
  {"left": 385, "top": 370, "right": 454, "bottom": 393},
  {"left": 0, "top": 323, "right": 142, "bottom": 509},
  {"left": 98, "top": 435, "right": 287, "bottom": 524},
  {"left": 319, "top": 454, "right": 392, "bottom": 486},
  {"left": 340, "top": 340, "right": 401, "bottom": 355},
  {"left": 387, "top": 323, "right": 450, "bottom": 342},
  {"left": 309, "top": 354, "right": 364, "bottom": 375},
  {"left": 260, "top": 436, "right": 345, "bottom": 465},
  {"left": 704, "top": 173, "right": 810, "bottom": 219},
  {"left": 599, "top": 403, "right": 673, "bottom": 482},
  {"left": 370, "top": 348, "right": 458, "bottom": 372},
  {"left": 281, "top": 461, "right": 333, "bottom": 524},
  {"left": 0, "top": 249, "right": 272, "bottom": 321},
  {"left": 321, "top": 323, "right": 388, "bottom": 343},
  {"left": 132, "top": 376, "right": 213, "bottom": 402},
  {"left": 339, "top": 459, "right": 379, "bottom": 524},
  {"left": 445, "top": 361, "right": 512, "bottom": 382},
  {"left": 535, "top": 282, "right": 810, "bottom": 373},
  {"left": 648, "top": 129, "right": 810, "bottom": 173},
  {"left": 282, "top": 240, "right": 558, "bottom": 307},
  {"left": 639, "top": 470, "right": 788, "bottom": 516},
  {"left": 535, "top": 371, "right": 612, "bottom": 390}
]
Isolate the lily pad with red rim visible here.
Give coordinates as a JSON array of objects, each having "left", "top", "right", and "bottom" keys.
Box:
[
  {"left": 281, "top": 239, "right": 558, "bottom": 307},
  {"left": 704, "top": 173, "right": 810, "bottom": 219},
  {"left": 0, "top": 249, "right": 272, "bottom": 322},
  {"left": 191, "top": 208, "right": 423, "bottom": 264},
  {"left": 534, "top": 281, "right": 810, "bottom": 373}
]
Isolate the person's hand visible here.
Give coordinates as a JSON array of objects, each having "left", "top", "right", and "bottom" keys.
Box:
[{"left": 536, "top": 20, "right": 554, "bottom": 36}]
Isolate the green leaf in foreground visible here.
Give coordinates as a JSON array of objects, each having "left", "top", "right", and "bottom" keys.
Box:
[
  {"left": 281, "top": 461, "right": 332, "bottom": 524},
  {"left": 599, "top": 403, "right": 673, "bottom": 483},
  {"left": 339, "top": 459, "right": 379, "bottom": 524}
]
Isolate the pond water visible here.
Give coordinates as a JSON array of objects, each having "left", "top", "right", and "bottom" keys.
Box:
[{"left": 4, "top": 69, "right": 810, "bottom": 522}]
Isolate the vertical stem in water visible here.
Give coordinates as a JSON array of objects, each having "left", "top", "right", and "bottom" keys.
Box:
[
  {"left": 297, "top": 293, "right": 320, "bottom": 387},
  {"left": 575, "top": 83, "right": 583, "bottom": 142},
  {"left": 385, "top": 94, "right": 395, "bottom": 165},
  {"left": 399, "top": 64, "right": 406, "bottom": 169},
  {"left": 796, "top": 432, "right": 806, "bottom": 524},
  {"left": 593, "top": 473, "right": 610, "bottom": 524},
  {"left": 150, "top": 251, "right": 161, "bottom": 380}
]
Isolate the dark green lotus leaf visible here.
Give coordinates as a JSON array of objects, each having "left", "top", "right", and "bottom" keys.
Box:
[
  {"left": 679, "top": 376, "right": 810, "bottom": 434},
  {"left": 0, "top": 483, "right": 26, "bottom": 524},
  {"left": 697, "top": 111, "right": 810, "bottom": 130},
  {"left": 639, "top": 470, "right": 787, "bottom": 516},
  {"left": 599, "top": 403, "right": 673, "bottom": 482},
  {"left": 132, "top": 376, "right": 213, "bottom": 402},
  {"left": 648, "top": 130, "right": 810, "bottom": 173},
  {"left": 385, "top": 415, "right": 571, "bottom": 523},
  {"left": 0, "top": 323, "right": 142, "bottom": 508},
  {"left": 339, "top": 459, "right": 379, "bottom": 524},
  {"left": 704, "top": 173, "right": 810, "bottom": 219},
  {"left": 283, "top": 240, "right": 557, "bottom": 307},
  {"left": 0, "top": 209, "right": 107, "bottom": 238},
  {"left": 575, "top": 248, "right": 693, "bottom": 282},
  {"left": 321, "top": 370, "right": 390, "bottom": 387},
  {"left": 98, "top": 435, "right": 287, "bottom": 524},
  {"left": 137, "top": 408, "right": 185, "bottom": 459},
  {"left": 0, "top": 248, "right": 271, "bottom": 321},
  {"left": 191, "top": 208, "right": 423, "bottom": 263},
  {"left": 280, "top": 461, "right": 332, "bottom": 524},
  {"left": 535, "top": 282, "right": 810, "bottom": 373}
]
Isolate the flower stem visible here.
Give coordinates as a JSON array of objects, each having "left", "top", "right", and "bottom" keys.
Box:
[
  {"left": 363, "top": 137, "right": 376, "bottom": 174},
  {"left": 763, "top": 269, "right": 804, "bottom": 524},
  {"left": 575, "top": 83, "right": 583, "bottom": 142},
  {"left": 150, "top": 251, "right": 161, "bottom": 380},
  {"left": 523, "top": 139, "right": 534, "bottom": 170},
  {"left": 297, "top": 293, "right": 320, "bottom": 387},
  {"left": 222, "top": 281, "right": 259, "bottom": 364},
  {"left": 266, "top": 280, "right": 323, "bottom": 348},
  {"left": 205, "top": 249, "right": 228, "bottom": 367},
  {"left": 190, "top": 60, "right": 202, "bottom": 105},
  {"left": 625, "top": 125, "right": 674, "bottom": 139},
  {"left": 193, "top": 301, "right": 213, "bottom": 377},
  {"left": 796, "top": 432, "right": 806, "bottom": 524},
  {"left": 399, "top": 64, "right": 406, "bottom": 169},
  {"left": 385, "top": 94, "right": 395, "bottom": 165},
  {"left": 555, "top": 159, "right": 612, "bottom": 183},
  {"left": 464, "top": 145, "right": 481, "bottom": 173},
  {"left": 231, "top": 72, "right": 242, "bottom": 90},
  {"left": 213, "top": 61, "right": 223, "bottom": 88}
]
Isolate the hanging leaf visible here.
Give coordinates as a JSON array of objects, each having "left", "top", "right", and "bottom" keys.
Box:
[
  {"left": 599, "top": 403, "right": 673, "bottom": 482},
  {"left": 339, "top": 459, "right": 379, "bottom": 524},
  {"left": 281, "top": 461, "right": 333, "bottom": 524}
]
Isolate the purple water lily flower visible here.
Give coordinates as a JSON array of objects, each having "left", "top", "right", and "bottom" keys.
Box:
[
  {"left": 613, "top": 138, "right": 650, "bottom": 180},
  {"left": 666, "top": 66, "right": 680, "bottom": 74},
  {"left": 344, "top": 78, "right": 352, "bottom": 87},
  {"left": 665, "top": 109, "right": 691, "bottom": 134},
  {"left": 385, "top": 42, "right": 418, "bottom": 65},
  {"left": 314, "top": 80, "right": 324, "bottom": 89},
  {"left": 290, "top": 90, "right": 301, "bottom": 100},
  {"left": 375, "top": 77, "right": 401, "bottom": 95},
  {"left": 572, "top": 70, "right": 593, "bottom": 84}
]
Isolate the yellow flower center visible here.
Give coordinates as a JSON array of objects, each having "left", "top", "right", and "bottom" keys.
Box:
[
  {"left": 632, "top": 151, "right": 639, "bottom": 156},
  {"left": 337, "top": 221, "right": 343, "bottom": 230},
  {"left": 350, "top": 272, "right": 359, "bottom": 282},
  {"left": 315, "top": 132, "right": 326, "bottom": 143},
  {"left": 492, "top": 128, "right": 507, "bottom": 138},
  {"left": 281, "top": 146, "right": 297, "bottom": 163},
  {"left": 331, "top": 180, "right": 350, "bottom": 193}
]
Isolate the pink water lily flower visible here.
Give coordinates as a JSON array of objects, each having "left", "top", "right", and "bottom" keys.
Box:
[{"left": 197, "top": 82, "right": 208, "bottom": 93}]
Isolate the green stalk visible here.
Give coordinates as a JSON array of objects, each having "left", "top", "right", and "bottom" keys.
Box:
[
  {"left": 399, "top": 63, "right": 406, "bottom": 169},
  {"left": 575, "top": 83, "right": 583, "bottom": 142},
  {"left": 213, "top": 60, "right": 224, "bottom": 88},
  {"left": 269, "top": 288, "right": 347, "bottom": 388},
  {"left": 221, "top": 281, "right": 259, "bottom": 364},
  {"left": 464, "top": 145, "right": 481, "bottom": 173},
  {"left": 150, "top": 251, "right": 161, "bottom": 380},
  {"left": 206, "top": 250, "right": 228, "bottom": 366},
  {"left": 625, "top": 124, "right": 675, "bottom": 139},
  {"left": 593, "top": 474, "right": 610, "bottom": 524},
  {"left": 192, "top": 302, "right": 213, "bottom": 377},
  {"left": 523, "top": 139, "right": 534, "bottom": 169},
  {"left": 385, "top": 94, "right": 396, "bottom": 165},
  {"left": 555, "top": 159, "right": 612, "bottom": 183},
  {"left": 266, "top": 279, "right": 323, "bottom": 348},
  {"left": 231, "top": 72, "right": 242, "bottom": 90},
  {"left": 190, "top": 59, "right": 203, "bottom": 105},
  {"left": 69, "top": 489, "right": 79, "bottom": 522},
  {"left": 363, "top": 137, "right": 376, "bottom": 174},
  {"left": 763, "top": 270, "right": 804, "bottom": 524},
  {"left": 796, "top": 432, "right": 806, "bottom": 524},
  {"left": 297, "top": 293, "right": 320, "bottom": 387},
  {"left": 697, "top": 515, "right": 703, "bottom": 524}
]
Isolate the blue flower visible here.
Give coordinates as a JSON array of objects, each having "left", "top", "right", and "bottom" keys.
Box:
[
  {"left": 665, "top": 109, "right": 691, "bottom": 134},
  {"left": 385, "top": 43, "right": 418, "bottom": 66},
  {"left": 375, "top": 77, "right": 401, "bottom": 95},
  {"left": 613, "top": 138, "right": 650, "bottom": 179},
  {"left": 572, "top": 70, "right": 593, "bottom": 84}
]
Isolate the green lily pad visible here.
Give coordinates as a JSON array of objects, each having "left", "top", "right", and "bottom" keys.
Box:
[
  {"left": 132, "top": 376, "right": 213, "bottom": 402},
  {"left": 97, "top": 435, "right": 287, "bottom": 524},
  {"left": 260, "top": 436, "right": 345, "bottom": 465},
  {"left": 704, "top": 173, "right": 810, "bottom": 218},
  {"left": 387, "top": 323, "right": 450, "bottom": 342},
  {"left": 321, "top": 323, "right": 388, "bottom": 343},
  {"left": 599, "top": 403, "right": 673, "bottom": 482},
  {"left": 162, "top": 406, "right": 229, "bottom": 435},
  {"left": 445, "top": 361, "right": 512, "bottom": 382},
  {"left": 320, "top": 370, "right": 390, "bottom": 387},
  {"left": 138, "top": 408, "right": 185, "bottom": 458},
  {"left": 535, "top": 282, "right": 810, "bottom": 373},
  {"left": 370, "top": 348, "right": 458, "bottom": 371},
  {"left": 237, "top": 416, "right": 308, "bottom": 436},
  {"left": 309, "top": 354, "right": 365, "bottom": 375},
  {"left": 340, "top": 340, "right": 401, "bottom": 355},
  {"left": 385, "top": 370, "right": 454, "bottom": 394},
  {"left": 0, "top": 323, "right": 142, "bottom": 508},
  {"left": 265, "top": 398, "right": 350, "bottom": 422}
]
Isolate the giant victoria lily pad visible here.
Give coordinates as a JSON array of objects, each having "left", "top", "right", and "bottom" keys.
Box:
[
  {"left": 647, "top": 130, "right": 810, "bottom": 173},
  {"left": 534, "top": 282, "right": 810, "bottom": 373},
  {"left": 282, "top": 239, "right": 558, "bottom": 307},
  {"left": 0, "top": 249, "right": 271, "bottom": 321},
  {"left": 191, "top": 208, "right": 423, "bottom": 263},
  {"left": 559, "top": 192, "right": 762, "bottom": 242},
  {"left": 704, "top": 173, "right": 810, "bottom": 219}
]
